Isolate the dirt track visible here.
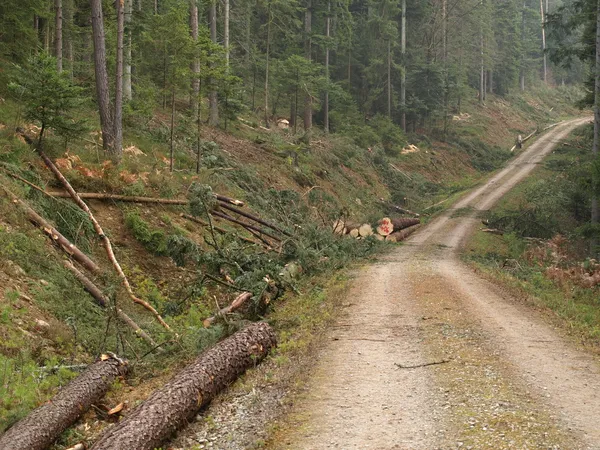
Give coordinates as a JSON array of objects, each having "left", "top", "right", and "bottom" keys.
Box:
[{"left": 273, "top": 118, "right": 600, "bottom": 450}]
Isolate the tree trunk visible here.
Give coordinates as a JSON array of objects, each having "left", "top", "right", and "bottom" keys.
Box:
[
  {"left": 169, "top": 85, "right": 176, "bottom": 172},
  {"left": 90, "top": 323, "right": 276, "bottom": 450},
  {"left": 391, "top": 217, "right": 420, "bottom": 231},
  {"left": 124, "top": 0, "right": 133, "bottom": 101},
  {"left": 55, "top": 0, "right": 63, "bottom": 72},
  {"left": 114, "top": 0, "right": 125, "bottom": 160},
  {"left": 90, "top": 0, "right": 114, "bottom": 151},
  {"left": 387, "top": 39, "right": 392, "bottom": 117},
  {"left": 264, "top": 1, "right": 271, "bottom": 128},
  {"left": 208, "top": 0, "right": 219, "bottom": 127},
  {"left": 592, "top": 0, "right": 600, "bottom": 257},
  {"left": 520, "top": 1, "right": 526, "bottom": 91},
  {"left": 64, "top": 1, "right": 73, "bottom": 77},
  {"left": 401, "top": 0, "right": 406, "bottom": 131},
  {"left": 224, "top": 0, "right": 230, "bottom": 68},
  {"left": 324, "top": 0, "right": 331, "bottom": 133},
  {"left": 540, "top": 0, "right": 547, "bottom": 83},
  {"left": 190, "top": 0, "right": 200, "bottom": 158},
  {"left": 479, "top": 18, "right": 484, "bottom": 105},
  {"left": 386, "top": 224, "right": 420, "bottom": 242},
  {"left": 0, "top": 356, "right": 128, "bottom": 450},
  {"left": 303, "top": 0, "right": 312, "bottom": 131}
]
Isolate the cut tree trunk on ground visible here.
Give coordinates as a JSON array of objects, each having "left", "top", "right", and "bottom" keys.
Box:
[
  {"left": 47, "top": 192, "right": 244, "bottom": 207},
  {"left": 37, "top": 150, "right": 171, "bottom": 331},
  {"left": 386, "top": 224, "right": 421, "bottom": 243},
  {"left": 0, "top": 355, "right": 128, "bottom": 450},
  {"left": 1, "top": 186, "right": 101, "bottom": 274},
  {"left": 358, "top": 224, "right": 373, "bottom": 237},
  {"left": 203, "top": 292, "right": 252, "bottom": 327},
  {"left": 216, "top": 202, "right": 291, "bottom": 237},
  {"left": 379, "top": 198, "right": 420, "bottom": 217},
  {"left": 332, "top": 219, "right": 347, "bottom": 235},
  {"left": 212, "top": 210, "right": 282, "bottom": 243},
  {"left": 63, "top": 260, "right": 158, "bottom": 348},
  {"left": 90, "top": 323, "right": 276, "bottom": 450},
  {"left": 391, "top": 218, "right": 420, "bottom": 231},
  {"left": 180, "top": 214, "right": 265, "bottom": 247},
  {"left": 376, "top": 218, "right": 393, "bottom": 236},
  {"left": 349, "top": 228, "right": 360, "bottom": 238}
]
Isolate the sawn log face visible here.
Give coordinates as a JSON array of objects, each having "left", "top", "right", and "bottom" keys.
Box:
[
  {"left": 0, "top": 357, "right": 128, "bottom": 450},
  {"left": 90, "top": 322, "right": 277, "bottom": 450}
]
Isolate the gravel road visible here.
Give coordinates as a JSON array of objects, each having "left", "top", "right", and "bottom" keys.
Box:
[{"left": 270, "top": 117, "right": 600, "bottom": 450}]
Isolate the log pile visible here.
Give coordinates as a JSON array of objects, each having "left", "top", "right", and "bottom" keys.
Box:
[
  {"left": 0, "top": 355, "right": 128, "bottom": 450},
  {"left": 333, "top": 216, "right": 421, "bottom": 243},
  {"left": 89, "top": 323, "right": 276, "bottom": 450}
]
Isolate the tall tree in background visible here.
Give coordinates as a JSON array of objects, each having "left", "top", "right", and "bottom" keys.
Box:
[
  {"left": 90, "top": 0, "right": 114, "bottom": 152},
  {"left": 114, "top": 0, "right": 125, "bottom": 158},
  {"left": 540, "top": 0, "right": 547, "bottom": 83},
  {"left": 593, "top": 0, "right": 600, "bottom": 255},
  {"left": 401, "top": 0, "right": 406, "bottom": 131},
  {"left": 124, "top": 0, "right": 133, "bottom": 101},
  {"left": 208, "top": 0, "right": 219, "bottom": 126},
  {"left": 304, "top": 0, "right": 313, "bottom": 131},
  {"left": 324, "top": 0, "right": 331, "bottom": 133},
  {"left": 190, "top": 0, "right": 200, "bottom": 121},
  {"left": 55, "top": 0, "right": 63, "bottom": 72}
]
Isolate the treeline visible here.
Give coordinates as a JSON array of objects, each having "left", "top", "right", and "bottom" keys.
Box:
[{"left": 0, "top": 0, "right": 583, "bottom": 159}]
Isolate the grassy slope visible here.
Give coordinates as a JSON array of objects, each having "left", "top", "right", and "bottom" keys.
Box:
[{"left": 0, "top": 84, "right": 583, "bottom": 446}]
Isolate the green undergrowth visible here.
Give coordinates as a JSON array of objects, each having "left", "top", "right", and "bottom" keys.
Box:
[{"left": 464, "top": 124, "right": 600, "bottom": 345}]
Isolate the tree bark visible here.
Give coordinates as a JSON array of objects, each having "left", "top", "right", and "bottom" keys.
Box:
[
  {"left": 208, "top": 0, "right": 219, "bottom": 127},
  {"left": 124, "top": 0, "right": 133, "bottom": 101},
  {"left": 479, "top": 4, "right": 485, "bottom": 105},
  {"left": 89, "top": 323, "right": 276, "bottom": 450},
  {"left": 114, "top": 0, "right": 125, "bottom": 159},
  {"left": 90, "top": 0, "right": 114, "bottom": 152},
  {"left": 387, "top": 39, "right": 392, "bottom": 117},
  {"left": 264, "top": 1, "right": 272, "bottom": 128},
  {"left": 592, "top": 0, "right": 600, "bottom": 257},
  {"left": 520, "top": 1, "right": 526, "bottom": 91},
  {"left": 303, "top": 0, "right": 312, "bottom": 131},
  {"left": 386, "top": 224, "right": 421, "bottom": 242},
  {"left": 324, "top": 0, "right": 331, "bottom": 133},
  {"left": 55, "top": 0, "right": 63, "bottom": 72},
  {"left": 401, "top": 0, "right": 406, "bottom": 131},
  {"left": 169, "top": 85, "right": 176, "bottom": 172},
  {"left": 391, "top": 217, "right": 420, "bottom": 231},
  {"left": 540, "top": 0, "right": 547, "bottom": 83},
  {"left": 190, "top": 0, "right": 200, "bottom": 120},
  {"left": 224, "top": 0, "right": 230, "bottom": 68},
  {"left": 0, "top": 356, "right": 128, "bottom": 450}
]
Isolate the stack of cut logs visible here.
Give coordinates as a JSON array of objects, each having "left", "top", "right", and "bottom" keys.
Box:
[{"left": 333, "top": 217, "right": 420, "bottom": 243}]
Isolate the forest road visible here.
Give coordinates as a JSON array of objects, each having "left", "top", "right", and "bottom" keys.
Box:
[{"left": 273, "top": 117, "right": 600, "bottom": 450}]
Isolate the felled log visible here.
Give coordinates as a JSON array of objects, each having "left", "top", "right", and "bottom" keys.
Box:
[
  {"left": 332, "top": 219, "right": 347, "bottom": 235},
  {"left": 212, "top": 210, "right": 281, "bottom": 243},
  {"left": 358, "top": 223, "right": 373, "bottom": 237},
  {"left": 47, "top": 192, "right": 244, "bottom": 207},
  {"left": 37, "top": 150, "right": 170, "bottom": 331},
  {"left": 379, "top": 198, "right": 420, "bottom": 217},
  {"left": 216, "top": 202, "right": 292, "bottom": 237},
  {"left": 90, "top": 323, "right": 277, "bottom": 450},
  {"left": 203, "top": 292, "right": 253, "bottom": 327},
  {"left": 63, "top": 260, "right": 158, "bottom": 348},
  {"left": 0, "top": 355, "right": 128, "bottom": 450},
  {"left": 391, "top": 217, "right": 420, "bottom": 231},
  {"left": 374, "top": 234, "right": 385, "bottom": 241},
  {"left": 481, "top": 228, "right": 504, "bottom": 235},
  {"left": 386, "top": 224, "right": 421, "bottom": 243},
  {"left": 376, "top": 218, "right": 394, "bottom": 236},
  {"left": 180, "top": 213, "right": 265, "bottom": 247},
  {"left": 0, "top": 186, "right": 101, "bottom": 274},
  {"left": 349, "top": 228, "right": 360, "bottom": 238}
]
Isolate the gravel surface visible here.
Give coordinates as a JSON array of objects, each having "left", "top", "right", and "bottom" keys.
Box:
[{"left": 172, "top": 118, "right": 600, "bottom": 449}]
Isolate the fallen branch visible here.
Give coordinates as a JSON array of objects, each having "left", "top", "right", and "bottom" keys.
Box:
[
  {"left": 481, "top": 228, "right": 504, "bottom": 235},
  {"left": 0, "top": 355, "right": 128, "bottom": 450},
  {"left": 47, "top": 191, "right": 244, "bottom": 207},
  {"left": 378, "top": 198, "right": 420, "bottom": 217},
  {"left": 212, "top": 210, "right": 282, "bottom": 243},
  {"left": 394, "top": 359, "right": 451, "bottom": 369},
  {"left": 0, "top": 185, "right": 101, "bottom": 274},
  {"left": 217, "top": 201, "right": 292, "bottom": 237},
  {"left": 90, "top": 323, "right": 276, "bottom": 450},
  {"left": 180, "top": 213, "right": 266, "bottom": 247},
  {"left": 63, "top": 260, "right": 158, "bottom": 348},
  {"left": 36, "top": 150, "right": 171, "bottom": 331},
  {"left": 203, "top": 291, "right": 253, "bottom": 327}
]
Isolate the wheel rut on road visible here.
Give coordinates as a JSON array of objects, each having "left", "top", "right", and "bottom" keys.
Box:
[{"left": 273, "top": 118, "right": 600, "bottom": 450}]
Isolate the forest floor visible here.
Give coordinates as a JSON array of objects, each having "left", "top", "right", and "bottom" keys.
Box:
[{"left": 171, "top": 118, "right": 600, "bottom": 450}]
